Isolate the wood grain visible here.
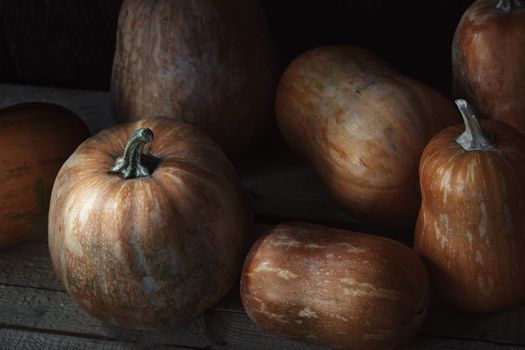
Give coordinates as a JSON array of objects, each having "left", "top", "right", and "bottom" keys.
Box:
[
  {"left": 408, "top": 336, "right": 525, "bottom": 350},
  {"left": 0, "top": 328, "right": 196, "bottom": 350},
  {"left": 0, "top": 284, "right": 330, "bottom": 350}
]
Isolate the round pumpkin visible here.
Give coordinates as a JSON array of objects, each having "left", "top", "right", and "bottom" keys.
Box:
[
  {"left": 276, "top": 45, "right": 458, "bottom": 234},
  {"left": 241, "top": 222, "right": 430, "bottom": 350},
  {"left": 452, "top": 0, "right": 525, "bottom": 134},
  {"left": 111, "top": 0, "right": 277, "bottom": 159},
  {"left": 0, "top": 102, "right": 89, "bottom": 248},
  {"left": 48, "top": 117, "right": 252, "bottom": 329},
  {"left": 415, "top": 100, "right": 525, "bottom": 312}
]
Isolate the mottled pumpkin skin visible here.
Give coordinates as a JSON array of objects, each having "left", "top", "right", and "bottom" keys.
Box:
[
  {"left": 453, "top": 0, "right": 525, "bottom": 134},
  {"left": 415, "top": 120, "right": 525, "bottom": 312},
  {"left": 48, "top": 117, "right": 252, "bottom": 329},
  {"left": 241, "top": 222, "right": 430, "bottom": 350},
  {"left": 0, "top": 103, "right": 89, "bottom": 248},
  {"left": 111, "top": 0, "right": 276, "bottom": 159},
  {"left": 276, "top": 46, "right": 458, "bottom": 234}
]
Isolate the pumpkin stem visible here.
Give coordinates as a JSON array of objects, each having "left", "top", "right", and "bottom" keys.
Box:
[
  {"left": 496, "top": 0, "right": 523, "bottom": 11},
  {"left": 110, "top": 128, "right": 155, "bottom": 179},
  {"left": 455, "top": 100, "right": 494, "bottom": 152}
]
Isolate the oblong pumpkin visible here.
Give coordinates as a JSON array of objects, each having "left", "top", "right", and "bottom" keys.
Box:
[
  {"left": 0, "top": 102, "right": 89, "bottom": 248},
  {"left": 415, "top": 100, "right": 525, "bottom": 312},
  {"left": 452, "top": 0, "right": 525, "bottom": 134},
  {"left": 48, "top": 117, "right": 252, "bottom": 329},
  {"left": 276, "top": 46, "right": 458, "bottom": 233},
  {"left": 111, "top": 0, "right": 277, "bottom": 159},
  {"left": 241, "top": 222, "right": 430, "bottom": 350}
]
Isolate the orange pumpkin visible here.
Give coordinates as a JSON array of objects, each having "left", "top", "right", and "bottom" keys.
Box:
[
  {"left": 276, "top": 45, "right": 458, "bottom": 234},
  {"left": 453, "top": 0, "right": 525, "bottom": 134},
  {"left": 48, "top": 117, "right": 252, "bottom": 329},
  {"left": 0, "top": 102, "right": 89, "bottom": 248},
  {"left": 111, "top": 0, "right": 277, "bottom": 159},
  {"left": 415, "top": 100, "right": 525, "bottom": 312},
  {"left": 241, "top": 222, "right": 430, "bottom": 350}
]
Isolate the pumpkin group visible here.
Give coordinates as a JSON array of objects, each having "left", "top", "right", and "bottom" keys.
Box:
[
  {"left": 0, "top": 102, "right": 89, "bottom": 248},
  {"left": 276, "top": 45, "right": 458, "bottom": 234},
  {"left": 48, "top": 117, "right": 252, "bottom": 329},
  {"left": 241, "top": 222, "right": 430, "bottom": 349},
  {"left": 453, "top": 0, "right": 525, "bottom": 134},
  {"left": 111, "top": 0, "right": 277, "bottom": 159},
  {"left": 415, "top": 100, "right": 525, "bottom": 312}
]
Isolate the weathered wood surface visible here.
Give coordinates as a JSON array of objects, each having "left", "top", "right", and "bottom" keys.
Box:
[
  {"left": 2, "top": 239, "right": 525, "bottom": 350},
  {"left": 0, "top": 85, "right": 524, "bottom": 349}
]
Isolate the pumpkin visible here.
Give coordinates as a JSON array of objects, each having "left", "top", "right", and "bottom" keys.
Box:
[
  {"left": 275, "top": 46, "right": 458, "bottom": 234},
  {"left": 415, "top": 99, "right": 525, "bottom": 312},
  {"left": 111, "top": 0, "right": 277, "bottom": 159},
  {"left": 48, "top": 117, "right": 252, "bottom": 329},
  {"left": 241, "top": 222, "right": 430, "bottom": 350},
  {"left": 452, "top": 0, "right": 525, "bottom": 135},
  {"left": 0, "top": 102, "right": 89, "bottom": 248}
]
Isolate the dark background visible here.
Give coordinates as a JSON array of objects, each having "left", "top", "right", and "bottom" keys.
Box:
[{"left": 0, "top": 0, "right": 473, "bottom": 95}]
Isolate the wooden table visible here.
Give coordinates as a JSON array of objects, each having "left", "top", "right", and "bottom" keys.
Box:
[{"left": 0, "top": 84, "right": 523, "bottom": 349}]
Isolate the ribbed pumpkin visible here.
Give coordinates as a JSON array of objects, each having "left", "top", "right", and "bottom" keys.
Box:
[
  {"left": 0, "top": 102, "right": 89, "bottom": 248},
  {"left": 453, "top": 0, "right": 525, "bottom": 134},
  {"left": 48, "top": 117, "right": 252, "bottom": 329},
  {"left": 111, "top": 0, "right": 276, "bottom": 159},
  {"left": 276, "top": 45, "right": 458, "bottom": 234},
  {"left": 415, "top": 100, "right": 525, "bottom": 312},
  {"left": 241, "top": 222, "right": 430, "bottom": 350}
]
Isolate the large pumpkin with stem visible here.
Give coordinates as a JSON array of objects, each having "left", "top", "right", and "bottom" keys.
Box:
[
  {"left": 453, "top": 0, "right": 525, "bottom": 134},
  {"left": 276, "top": 45, "right": 458, "bottom": 234},
  {"left": 111, "top": 0, "right": 277, "bottom": 159},
  {"left": 0, "top": 102, "right": 89, "bottom": 248},
  {"left": 415, "top": 99, "right": 525, "bottom": 312},
  {"left": 48, "top": 117, "right": 252, "bottom": 329}
]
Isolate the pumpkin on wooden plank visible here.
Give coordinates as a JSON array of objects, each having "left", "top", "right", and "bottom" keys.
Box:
[
  {"left": 276, "top": 45, "right": 458, "bottom": 234},
  {"left": 48, "top": 117, "right": 252, "bottom": 329},
  {"left": 415, "top": 99, "right": 525, "bottom": 312},
  {"left": 452, "top": 0, "right": 525, "bottom": 135},
  {"left": 241, "top": 222, "right": 430, "bottom": 350},
  {"left": 111, "top": 0, "right": 277, "bottom": 160},
  {"left": 0, "top": 102, "right": 89, "bottom": 248}
]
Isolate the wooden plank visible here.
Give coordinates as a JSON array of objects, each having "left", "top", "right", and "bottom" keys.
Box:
[
  {"left": 0, "top": 83, "right": 114, "bottom": 134},
  {"left": 0, "top": 328, "right": 195, "bottom": 350},
  {"left": 424, "top": 300, "right": 525, "bottom": 346},
  {"left": 0, "top": 284, "right": 328, "bottom": 350},
  {"left": 1, "top": 281, "right": 523, "bottom": 350},
  {"left": 2, "top": 219, "right": 525, "bottom": 348},
  {"left": 408, "top": 336, "right": 525, "bottom": 350},
  {"left": 2, "top": 263, "right": 525, "bottom": 350},
  {"left": 0, "top": 239, "right": 62, "bottom": 291},
  {"left": 4, "top": 328, "right": 521, "bottom": 350},
  {"left": 0, "top": 284, "right": 213, "bottom": 348}
]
